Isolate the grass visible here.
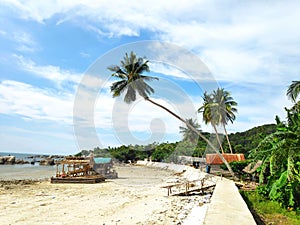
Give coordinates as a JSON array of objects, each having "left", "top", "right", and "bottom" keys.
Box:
[{"left": 240, "top": 190, "right": 300, "bottom": 225}]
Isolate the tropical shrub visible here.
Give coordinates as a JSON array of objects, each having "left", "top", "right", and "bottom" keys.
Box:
[
  {"left": 151, "top": 142, "right": 176, "bottom": 162},
  {"left": 250, "top": 108, "right": 300, "bottom": 210},
  {"left": 220, "top": 159, "right": 252, "bottom": 175}
]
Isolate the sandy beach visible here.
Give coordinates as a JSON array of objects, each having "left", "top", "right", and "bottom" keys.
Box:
[{"left": 0, "top": 165, "right": 212, "bottom": 225}]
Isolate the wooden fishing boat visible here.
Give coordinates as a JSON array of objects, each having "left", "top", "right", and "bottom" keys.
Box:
[
  {"left": 51, "top": 156, "right": 105, "bottom": 184},
  {"left": 51, "top": 175, "right": 105, "bottom": 184}
]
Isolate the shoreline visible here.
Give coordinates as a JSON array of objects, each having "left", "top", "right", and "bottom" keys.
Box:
[
  {"left": 0, "top": 164, "right": 56, "bottom": 181},
  {"left": 0, "top": 165, "right": 213, "bottom": 225}
]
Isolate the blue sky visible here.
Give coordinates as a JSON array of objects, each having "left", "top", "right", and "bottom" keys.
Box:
[{"left": 0, "top": 0, "right": 299, "bottom": 154}]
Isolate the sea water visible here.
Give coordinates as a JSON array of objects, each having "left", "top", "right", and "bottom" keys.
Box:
[
  {"left": 0, "top": 152, "right": 57, "bottom": 180},
  {"left": 0, "top": 152, "right": 50, "bottom": 161}
]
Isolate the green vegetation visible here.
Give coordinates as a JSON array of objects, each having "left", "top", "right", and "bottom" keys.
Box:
[
  {"left": 226, "top": 124, "right": 276, "bottom": 157},
  {"left": 244, "top": 81, "right": 300, "bottom": 211},
  {"left": 220, "top": 160, "right": 252, "bottom": 176},
  {"left": 241, "top": 190, "right": 300, "bottom": 225},
  {"left": 249, "top": 108, "right": 300, "bottom": 210},
  {"left": 78, "top": 124, "right": 276, "bottom": 163}
]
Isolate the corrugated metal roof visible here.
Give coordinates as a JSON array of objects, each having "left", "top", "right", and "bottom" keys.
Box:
[{"left": 94, "top": 157, "right": 112, "bottom": 164}]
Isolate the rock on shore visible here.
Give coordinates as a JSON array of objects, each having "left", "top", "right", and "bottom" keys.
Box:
[
  {"left": 0, "top": 156, "right": 16, "bottom": 164},
  {"left": 39, "top": 158, "right": 55, "bottom": 166}
]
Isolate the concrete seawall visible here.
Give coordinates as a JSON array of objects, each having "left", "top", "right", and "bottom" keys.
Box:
[
  {"left": 136, "top": 161, "right": 256, "bottom": 225},
  {"left": 204, "top": 179, "right": 256, "bottom": 225},
  {"left": 136, "top": 160, "right": 221, "bottom": 183}
]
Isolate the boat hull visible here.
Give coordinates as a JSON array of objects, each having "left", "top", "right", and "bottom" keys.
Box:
[{"left": 50, "top": 175, "right": 105, "bottom": 184}]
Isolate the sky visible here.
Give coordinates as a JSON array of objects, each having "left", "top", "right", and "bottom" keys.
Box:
[{"left": 0, "top": 0, "right": 299, "bottom": 155}]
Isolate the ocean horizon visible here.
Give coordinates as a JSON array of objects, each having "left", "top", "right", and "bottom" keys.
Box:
[
  {"left": 0, "top": 152, "right": 59, "bottom": 180},
  {"left": 0, "top": 152, "right": 61, "bottom": 161}
]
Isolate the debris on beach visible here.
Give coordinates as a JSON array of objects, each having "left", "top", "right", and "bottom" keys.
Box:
[
  {"left": 50, "top": 154, "right": 118, "bottom": 184},
  {"left": 145, "top": 194, "right": 212, "bottom": 225},
  {"left": 92, "top": 157, "right": 118, "bottom": 179},
  {"left": 51, "top": 156, "right": 105, "bottom": 183}
]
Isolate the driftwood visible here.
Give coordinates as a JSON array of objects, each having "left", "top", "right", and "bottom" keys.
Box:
[
  {"left": 162, "top": 178, "right": 216, "bottom": 196},
  {"left": 242, "top": 161, "right": 262, "bottom": 174}
]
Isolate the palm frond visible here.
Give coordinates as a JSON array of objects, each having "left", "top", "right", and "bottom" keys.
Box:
[
  {"left": 140, "top": 75, "right": 158, "bottom": 81},
  {"left": 287, "top": 80, "right": 300, "bottom": 102},
  {"left": 124, "top": 84, "right": 136, "bottom": 103},
  {"left": 111, "top": 80, "right": 128, "bottom": 97},
  {"left": 108, "top": 51, "right": 157, "bottom": 103}
]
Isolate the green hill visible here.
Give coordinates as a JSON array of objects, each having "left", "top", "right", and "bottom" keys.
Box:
[
  {"left": 225, "top": 124, "right": 276, "bottom": 157},
  {"left": 76, "top": 123, "right": 276, "bottom": 162}
]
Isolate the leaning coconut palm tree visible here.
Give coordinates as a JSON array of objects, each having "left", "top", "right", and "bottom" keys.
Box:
[
  {"left": 212, "top": 88, "right": 237, "bottom": 154},
  {"left": 287, "top": 80, "right": 300, "bottom": 103},
  {"left": 179, "top": 118, "right": 201, "bottom": 144},
  {"left": 109, "top": 51, "right": 236, "bottom": 178},
  {"left": 198, "top": 92, "right": 225, "bottom": 154}
]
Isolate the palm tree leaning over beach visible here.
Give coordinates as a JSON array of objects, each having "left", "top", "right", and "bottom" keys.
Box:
[
  {"left": 212, "top": 88, "right": 237, "bottom": 154},
  {"left": 108, "top": 51, "right": 236, "bottom": 178}
]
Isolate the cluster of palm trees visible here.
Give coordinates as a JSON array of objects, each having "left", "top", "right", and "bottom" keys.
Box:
[
  {"left": 109, "top": 51, "right": 238, "bottom": 177},
  {"left": 198, "top": 88, "right": 237, "bottom": 154},
  {"left": 179, "top": 88, "right": 238, "bottom": 155}
]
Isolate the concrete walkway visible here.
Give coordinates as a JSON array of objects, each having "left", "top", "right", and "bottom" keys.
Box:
[{"left": 203, "top": 179, "right": 256, "bottom": 225}]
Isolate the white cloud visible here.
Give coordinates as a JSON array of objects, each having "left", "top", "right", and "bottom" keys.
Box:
[
  {"left": 12, "top": 31, "right": 39, "bottom": 52},
  {"left": 94, "top": 90, "right": 191, "bottom": 135},
  {"left": 0, "top": 30, "right": 7, "bottom": 36},
  {"left": 0, "top": 80, "right": 74, "bottom": 123},
  {"left": 80, "top": 52, "right": 90, "bottom": 58},
  {"left": 0, "top": 78, "right": 195, "bottom": 147},
  {"left": 1, "top": 0, "right": 300, "bottom": 151},
  {"left": 94, "top": 94, "right": 199, "bottom": 145},
  {"left": 1, "top": 0, "right": 71, "bottom": 23},
  {"left": 202, "top": 49, "right": 263, "bottom": 83},
  {"left": 223, "top": 83, "right": 292, "bottom": 133},
  {"left": 3, "top": 1, "right": 300, "bottom": 85},
  {"left": 0, "top": 129, "right": 77, "bottom": 154},
  {"left": 14, "top": 55, "right": 82, "bottom": 86},
  {"left": 149, "top": 62, "right": 189, "bottom": 80}
]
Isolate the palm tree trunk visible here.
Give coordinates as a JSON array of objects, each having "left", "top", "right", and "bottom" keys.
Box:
[
  {"left": 223, "top": 123, "right": 233, "bottom": 154},
  {"left": 212, "top": 124, "right": 225, "bottom": 154},
  {"left": 145, "top": 97, "right": 236, "bottom": 179}
]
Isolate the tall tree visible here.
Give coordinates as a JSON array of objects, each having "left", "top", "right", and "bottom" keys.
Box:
[
  {"left": 212, "top": 88, "right": 237, "bottom": 154},
  {"left": 198, "top": 89, "right": 237, "bottom": 154},
  {"left": 109, "top": 51, "right": 236, "bottom": 178},
  {"left": 198, "top": 92, "right": 225, "bottom": 154},
  {"left": 179, "top": 118, "right": 201, "bottom": 144}
]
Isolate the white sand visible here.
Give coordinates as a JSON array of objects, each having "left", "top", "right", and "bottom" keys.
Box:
[{"left": 0, "top": 165, "right": 211, "bottom": 225}]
